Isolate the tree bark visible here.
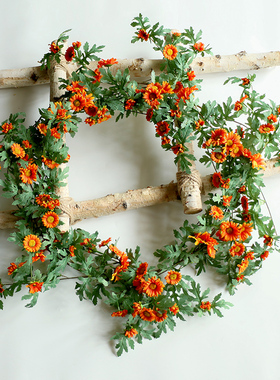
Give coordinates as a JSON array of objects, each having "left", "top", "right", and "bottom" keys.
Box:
[{"left": 1, "top": 51, "right": 280, "bottom": 89}]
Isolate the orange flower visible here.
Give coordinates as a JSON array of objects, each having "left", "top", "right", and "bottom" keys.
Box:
[
  {"left": 99, "top": 237, "right": 112, "bottom": 247},
  {"left": 2, "top": 122, "right": 13, "bottom": 133},
  {"left": 143, "top": 83, "right": 163, "bottom": 108},
  {"left": 241, "top": 77, "right": 250, "bottom": 86},
  {"left": 32, "top": 251, "right": 46, "bottom": 263},
  {"left": 161, "top": 81, "right": 174, "bottom": 94},
  {"left": 133, "top": 276, "right": 146, "bottom": 294},
  {"left": 206, "top": 128, "right": 227, "bottom": 147},
  {"left": 187, "top": 70, "right": 196, "bottom": 81},
  {"left": 132, "top": 302, "right": 142, "bottom": 318},
  {"left": 163, "top": 44, "right": 178, "bottom": 60},
  {"left": 155, "top": 121, "right": 170, "bottom": 136},
  {"left": 72, "top": 41, "right": 81, "bottom": 49},
  {"left": 229, "top": 242, "right": 245, "bottom": 257},
  {"left": 8, "top": 262, "right": 17, "bottom": 275},
  {"left": 224, "top": 132, "right": 241, "bottom": 154},
  {"left": 22, "top": 140, "right": 32, "bottom": 149},
  {"left": 237, "top": 259, "right": 249, "bottom": 274},
  {"left": 92, "top": 69, "right": 103, "bottom": 84},
  {"left": 193, "top": 42, "right": 204, "bottom": 51},
  {"left": 139, "top": 307, "right": 155, "bottom": 322},
  {"left": 97, "top": 58, "right": 118, "bottom": 68},
  {"left": 23, "top": 234, "right": 41, "bottom": 252},
  {"left": 154, "top": 310, "right": 168, "bottom": 322},
  {"left": 146, "top": 108, "right": 153, "bottom": 121},
  {"left": 189, "top": 232, "right": 218, "bottom": 258},
  {"left": 161, "top": 136, "right": 171, "bottom": 146},
  {"left": 50, "top": 127, "right": 61, "bottom": 139},
  {"left": 209, "top": 205, "right": 224, "bottom": 220},
  {"left": 239, "top": 223, "right": 253, "bottom": 241},
  {"left": 169, "top": 303, "right": 179, "bottom": 315},
  {"left": 136, "top": 262, "right": 148, "bottom": 277},
  {"left": 70, "top": 93, "right": 87, "bottom": 112},
  {"left": 19, "top": 163, "right": 38, "bottom": 184},
  {"left": 200, "top": 301, "right": 211, "bottom": 311},
  {"left": 37, "top": 123, "right": 47, "bottom": 135},
  {"left": 42, "top": 211, "right": 59, "bottom": 228},
  {"left": 263, "top": 235, "right": 273, "bottom": 246},
  {"left": 69, "top": 245, "right": 76, "bottom": 257},
  {"left": 223, "top": 195, "right": 232, "bottom": 207},
  {"left": 195, "top": 119, "right": 205, "bottom": 129},
  {"left": 219, "top": 221, "right": 240, "bottom": 241},
  {"left": 111, "top": 309, "right": 128, "bottom": 317},
  {"left": 66, "top": 81, "right": 85, "bottom": 93},
  {"left": 245, "top": 251, "right": 255, "bottom": 260},
  {"left": 259, "top": 123, "right": 275, "bottom": 133},
  {"left": 165, "top": 270, "right": 182, "bottom": 285},
  {"left": 26, "top": 281, "right": 44, "bottom": 294},
  {"left": 143, "top": 276, "right": 164, "bottom": 297},
  {"left": 42, "top": 156, "right": 59, "bottom": 169},
  {"left": 65, "top": 46, "right": 75, "bottom": 62},
  {"left": 125, "top": 328, "right": 138, "bottom": 338},
  {"left": 250, "top": 153, "right": 265, "bottom": 170},
  {"left": 125, "top": 99, "right": 136, "bottom": 110},
  {"left": 261, "top": 250, "right": 269, "bottom": 260},
  {"left": 211, "top": 151, "right": 227, "bottom": 163},
  {"left": 267, "top": 114, "right": 277, "bottom": 123},
  {"left": 212, "top": 172, "right": 222, "bottom": 188},
  {"left": 171, "top": 144, "right": 184, "bottom": 155},
  {"left": 11, "top": 143, "right": 25, "bottom": 159},
  {"left": 138, "top": 29, "right": 149, "bottom": 41},
  {"left": 49, "top": 42, "right": 60, "bottom": 54},
  {"left": 241, "top": 195, "right": 249, "bottom": 212}
]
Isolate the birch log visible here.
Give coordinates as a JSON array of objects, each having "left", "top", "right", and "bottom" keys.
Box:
[
  {"left": 1, "top": 158, "right": 280, "bottom": 229},
  {"left": 48, "top": 41, "right": 72, "bottom": 232},
  {"left": 1, "top": 51, "right": 280, "bottom": 89}
]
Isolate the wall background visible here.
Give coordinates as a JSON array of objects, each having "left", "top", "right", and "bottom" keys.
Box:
[{"left": 1, "top": 1, "right": 280, "bottom": 379}]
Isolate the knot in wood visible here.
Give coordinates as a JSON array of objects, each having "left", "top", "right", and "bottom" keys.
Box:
[{"left": 176, "top": 170, "right": 202, "bottom": 214}]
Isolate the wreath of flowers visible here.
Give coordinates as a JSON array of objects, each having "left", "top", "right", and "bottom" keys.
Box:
[{"left": 0, "top": 14, "right": 279, "bottom": 356}]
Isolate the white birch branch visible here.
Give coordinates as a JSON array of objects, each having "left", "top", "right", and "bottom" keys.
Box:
[
  {"left": 1, "top": 51, "right": 280, "bottom": 89},
  {"left": 1, "top": 158, "right": 279, "bottom": 229}
]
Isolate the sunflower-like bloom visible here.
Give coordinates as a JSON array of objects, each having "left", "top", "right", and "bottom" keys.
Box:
[
  {"left": 139, "top": 307, "right": 155, "bottom": 322},
  {"left": 171, "top": 144, "right": 184, "bottom": 155},
  {"left": 42, "top": 211, "right": 59, "bottom": 228},
  {"left": 154, "top": 309, "right": 168, "bottom": 322},
  {"left": 165, "top": 270, "right": 182, "bottom": 285},
  {"left": 26, "top": 281, "right": 44, "bottom": 294},
  {"left": 65, "top": 46, "right": 75, "bottom": 62},
  {"left": 137, "top": 29, "right": 149, "bottom": 41},
  {"left": 70, "top": 93, "right": 87, "bottom": 112},
  {"left": 49, "top": 42, "right": 60, "bottom": 54},
  {"left": 209, "top": 205, "right": 224, "bottom": 220},
  {"left": 11, "top": 143, "right": 25, "bottom": 159},
  {"left": 163, "top": 44, "right": 178, "bottom": 60},
  {"left": 143, "top": 276, "right": 164, "bottom": 297},
  {"left": 219, "top": 221, "right": 240, "bottom": 241},
  {"left": 155, "top": 121, "right": 170, "bottom": 136},
  {"left": 143, "top": 83, "right": 163, "bottom": 108},
  {"left": 250, "top": 153, "right": 266, "bottom": 170},
  {"left": 19, "top": 163, "right": 38, "bottom": 184},
  {"left": 189, "top": 231, "right": 218, "bottom": 258},
  {"left": 97, "top": 58, "right": 118, "bottom": 68},
  {"left": 37, "top": 123, "right": 47, "bottom": 135},
  {"left": 229, "top": 242, "right": 245, "bottom": 257},
  {"left": 212, "top": 172, "right": 223, "bottom": 188},
  {"left": 211, "top": 151, "right": 227, "bottom": 164},
  {"left": 239, "top": 223, "right": 253, "bottom": 241},
  {"left": 205, "top": 128, "right": 227, "bottom": 147},
  {"left": 237, "top": 259, "right": 249, "bottom": 274},
  {"left": 23, "top": 234, "right": 41, "bottom": 252},
  {"left": 263, "top": 235, "right": 273, "bottom": 247},
  {"left": 259, "top": 123, "right": 275, "bottom": 134},
  {"left": 135, "top": 262, "right": 148, "bottom": 277}
]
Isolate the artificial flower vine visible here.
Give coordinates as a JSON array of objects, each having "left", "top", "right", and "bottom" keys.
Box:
[{"left": 0, "top": 14, "right": 279, "bottom": 356}]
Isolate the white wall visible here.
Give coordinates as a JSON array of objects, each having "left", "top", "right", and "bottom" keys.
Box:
[{"left": 1, "top": 1, "right": 280, "bottom": 379}]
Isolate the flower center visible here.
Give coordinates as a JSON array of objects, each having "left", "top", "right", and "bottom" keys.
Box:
[
  {"left": 74, "top": 100, "right": 81, "bottom": 107},
  {"left": 149, "top": 283, "right": 157, "bottom": 289},
  {"left": 29, "top": 240, "right": 36, "bottom": 247},
  {"left": 226, "top": 227, "right": 233, "bottom": 234},
  {"left": 170, "top": 274, "right": 177, "bottom": 280},
  {"left": 25, "top": 170, "right": 31, "bottom": 177},
  {"left": 47, "top": 216, "right": 55, "bottom": 223},
  {"left": 167, "top": 48, "right": 173, "bottom": 56}
]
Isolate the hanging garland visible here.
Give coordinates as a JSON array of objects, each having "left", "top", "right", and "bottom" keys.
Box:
[{"left": 0, "top": 14, "right": 279, "bottom": 356}]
